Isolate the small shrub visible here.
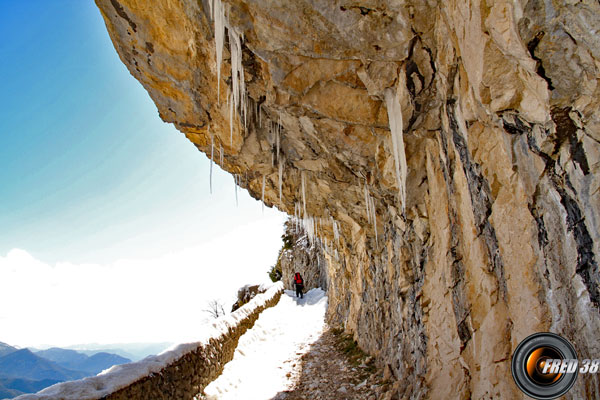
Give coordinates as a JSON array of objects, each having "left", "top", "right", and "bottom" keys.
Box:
[
  {"left": 281, "top": 233, "right": 294, "bottom": 250},
  {"left": 268, "top": 262, "right": 282, "bottom": 282}
]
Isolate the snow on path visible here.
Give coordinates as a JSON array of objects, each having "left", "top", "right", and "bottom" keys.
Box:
[{"left": 203, "top": 288, "right": 327, "bottom": 400}]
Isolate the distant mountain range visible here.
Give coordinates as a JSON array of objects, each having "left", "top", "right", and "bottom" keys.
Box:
[
  {"left": 0, "top": 349, "right": 86, "bottom": 381},
  {"left": 62, "top": 342, "right": 173, "bottom": 361},
  {"left": 0, "top": 343, "right": 16, "bottom": 358},
  {"left": 0, "top": 343, "right": 131, "bottom": 399},
  {"left": 34, "top": 348, "right": 129, "bottom": 375}
]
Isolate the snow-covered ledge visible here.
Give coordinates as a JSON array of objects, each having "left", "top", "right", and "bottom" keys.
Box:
[{"left": 16, "top": 282, "right": 284, "bottom": 400}]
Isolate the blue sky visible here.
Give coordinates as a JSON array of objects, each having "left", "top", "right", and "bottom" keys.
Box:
[
  {"left": 0, "top": 1, "right": 286, "bottom": 346},
  {"left": 0, "top": 0, "right": 285, "bottom": 264}
]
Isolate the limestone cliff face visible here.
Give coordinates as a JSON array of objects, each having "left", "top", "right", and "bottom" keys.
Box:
[{"left": 95, "top": 0, "right": 600, "bottom": 397}]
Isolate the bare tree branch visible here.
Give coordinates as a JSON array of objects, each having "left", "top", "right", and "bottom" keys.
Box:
[{"left": 203, "top": 299, "right": 226, "bottom": 319}]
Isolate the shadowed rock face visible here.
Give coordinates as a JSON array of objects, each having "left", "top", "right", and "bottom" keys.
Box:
[
  {"left": 95, "top": 0, "right": 600, "bottom": 397},
  {"left": 280, "top": 222, "right": 328, "bottom": 293}
]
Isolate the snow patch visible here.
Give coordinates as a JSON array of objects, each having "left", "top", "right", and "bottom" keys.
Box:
[{"left": 204, "top": 288, "right": 327, "bottom": 399}]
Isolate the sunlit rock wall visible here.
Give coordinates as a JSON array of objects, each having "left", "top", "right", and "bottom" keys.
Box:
[{"left": 95, "top": 0, "right": 600, "bottom": 397}]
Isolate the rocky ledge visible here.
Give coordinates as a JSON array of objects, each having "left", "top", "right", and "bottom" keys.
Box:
[{"left": 95, "top": 0, "right": 600, "bottom": 398}]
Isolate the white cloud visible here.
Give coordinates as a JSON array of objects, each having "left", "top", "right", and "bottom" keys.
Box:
[{"left": 0, "top": 215, "right": 286, "bottom": 348}]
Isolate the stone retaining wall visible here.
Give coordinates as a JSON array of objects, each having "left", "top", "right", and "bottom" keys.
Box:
[
  {"left": 16, "top": 283, "right": 283, "bottom": 400},
  {"left": 105, "top": 288, "right": 282, "bottom": 399}
]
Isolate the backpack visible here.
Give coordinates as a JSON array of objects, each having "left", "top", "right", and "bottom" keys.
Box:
[{"left": 294, "top": 273, "right": 303, "bottom": 285}]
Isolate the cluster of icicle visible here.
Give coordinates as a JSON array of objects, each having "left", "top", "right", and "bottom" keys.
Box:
[
  {"left": 291, "top": 205, "right": 341, "bottom": 263},
  {"left": 288, "top": 171, "right": 342, "bottom": 263},
  {"left": 209, "top": 0, "right": 247, "bottom": 146},
  {"left": 384, "top": 87, "right": 408, "bottom": 213},
  {"left": 208, "top": 0, "right": 406, "bottom": 263},
  {"left": 290, "top": 230, "right": 327, "bottom": 271},
  {"left": 285, "top": 170, "right": 388, "bottom": 271},
  {"left": 209, "top": 0, "right": 290, "bottom": 212},
  {"left": 258, "top": 119, "right": 285, "bottom": 210},
  {"left": 228, "top": 28, "right": 247, "bottom": 145}
]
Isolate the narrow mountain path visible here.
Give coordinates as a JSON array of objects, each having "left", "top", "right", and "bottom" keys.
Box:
[
  {"left": 202, "top": 289, "right": 327, "bottom": 399},
  {"left": 203, "top": 288, "right": 396, "bottom": 400},
  {"left": 272, "top": 328, "right": 396, "bottom": 400}
]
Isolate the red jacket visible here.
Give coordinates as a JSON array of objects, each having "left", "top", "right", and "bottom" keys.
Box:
[{"left": 294, "top": 273, "right": 304, "bottom": 285}]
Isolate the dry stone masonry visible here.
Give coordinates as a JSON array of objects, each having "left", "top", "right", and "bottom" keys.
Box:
[
  {"left": 103, "top": 288, "right": 282, "bottom": 400},
  {"left": 95, "top": 0, "right": 600, "bottom": 398},
  {"left": 15, "top": 285, "right": 283, "bottom": 400}
]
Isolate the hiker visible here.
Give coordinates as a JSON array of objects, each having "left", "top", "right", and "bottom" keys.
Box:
[{"left": 293, "top": 272, "right": 304, "bottom": 299}]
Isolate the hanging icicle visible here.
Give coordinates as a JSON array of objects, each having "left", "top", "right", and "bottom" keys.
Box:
[
  {"left": 278, "top": 155, "right": 284, "bottom": 204},
  {"left": 276, "top": 128, "right": 280, "bottom": 163},
  {"left": 219, "top": 144, "right": 224, "bottom": 165},
  {"left": 228, "top": 27, "right": 247, "bottom": 133},
  {"left": 210, "top": 128, "right": 214, "bottom": 194},
  {"left": 261, "top": 175, "right": 266, "bottom": 213},
  {"left": 234, "top": 174, "right": 239, "bottom": 206},
  {"left": 211, "top": 0, "right": 248, "bottom": 144},
  {"left": 384, "top": 87, "right": 408, "bottom": 213},
  {"left": 301, "top": 172, "right": 307, "bottom": 218},
  {"left": 211, "top": 0, "right": 225, "bottom": 104},
  {"left": 332, "top": 217, "right": 339, "bottom": 245},
  {"left": 229, "top": 90, "right": 234, "bottom": 146},
  {"left": 302, "top": 214, "right": 315, "bottom": 243},
  {"left": 296, "top": 202, "right": 301, "bottom": 233}
]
